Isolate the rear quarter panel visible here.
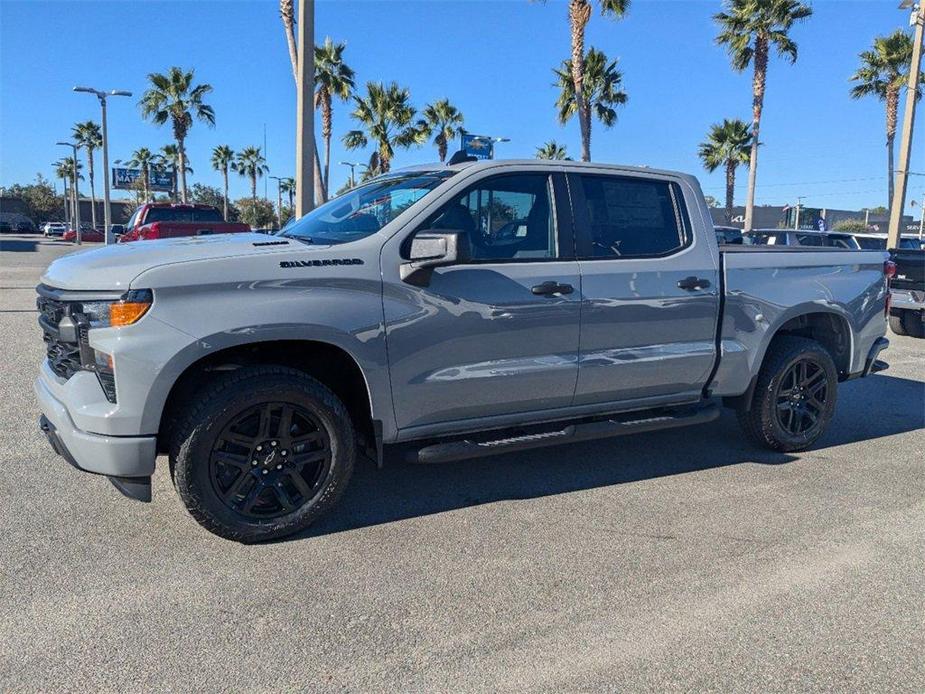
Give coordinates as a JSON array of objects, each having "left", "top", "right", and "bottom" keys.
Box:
[{"left": 712, "top": 249, "right": 889, "bottom": 397}]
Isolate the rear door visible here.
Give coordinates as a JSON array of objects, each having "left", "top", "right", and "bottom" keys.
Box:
[{"left": 567, "top": 171, "right": 721, "bottom": 407}]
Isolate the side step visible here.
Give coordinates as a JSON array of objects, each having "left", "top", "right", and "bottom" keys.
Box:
[{"left": 407, "top": 402, "right": 721, "bottom": 464}]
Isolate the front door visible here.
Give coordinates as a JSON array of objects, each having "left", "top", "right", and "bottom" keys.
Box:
[
  {"left": 567, "top": 171, "right": 721, "bottom": 407},
  {"left": 382, "top": 172, "right": 581, "bottom": 432}
]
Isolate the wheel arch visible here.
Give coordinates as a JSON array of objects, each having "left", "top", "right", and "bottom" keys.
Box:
[{"left": 154, "top": 338, "right": 381, "bottom": 455}]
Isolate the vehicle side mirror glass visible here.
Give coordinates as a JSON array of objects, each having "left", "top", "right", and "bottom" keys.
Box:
[
  {"left": 110, "top": 224, "right": 125, "bottom": 235},
  {"left": 400, "top": 230, "right": 471, "bottom": 286}
]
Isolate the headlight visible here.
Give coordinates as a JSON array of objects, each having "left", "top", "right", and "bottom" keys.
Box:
[{"left": 80, "top": 289, "right": 153, "bottom": 328}]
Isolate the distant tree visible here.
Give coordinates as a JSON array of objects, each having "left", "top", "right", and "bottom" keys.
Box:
[
  {"left": 55, "top": 158, "right": 83, "bottom": 224},
  {"left": 210, "top": 144, "right": 235, "bottom": 220},
  {"left": 869, "top": 205, "right": 889, "bottom": 215},
  {"left": 72, "top": 121, "right": 102, "bottom": 229},
  {"left": 233, "top": 146, "right": 269, "bottom": 201},
  {"left": 158, "top": 144, "right": 193, "bottom": 201},
  {"left": 421, "top": 99, "right": 465, "bottom": 162},
  {"left": 343, "top": 81, "right": 428, "bottom": 173},
  {"left": 698, "top": 118, "right": 753, "bottom": 223},
  {"left": 279, "top": 203, "right": 295, "bottom": 228},
  {"left": 139, "top": 66, "right": 215, "bottom": 203},
  {"left": 190, "top": 183, "right": 238, "bottom": 220},
  {"left": 4, "top": 175, "right": 62, "bottom": 222},
  {"left": 715, "top": 0, "right": 813, "bottom": 230},
  {"left": 315, "top": 37, "right": 355, "bottom": 198},
  {"left": 235, "top": 197, "right": 276, "bottom": 228},
  {"left": 703, "top": 195, "right": 720, "bottom": 208},
  {"left": 536, "top": 140, "right": 570, "bottom": 160},
  {"left": 126, "top": 147, "right": 156, "bottom": 201},
  {"left": 554, "top": 47, "right": 627, "bottom": 161},
  {"left": 850, "top": 30, "right": 924, "bottom": 209},
  {"left": 279, "top": 177, "right": 295, "bottom": 210},
  {"left": 833, "top": 219, "right": 869, "bottom": 233}
]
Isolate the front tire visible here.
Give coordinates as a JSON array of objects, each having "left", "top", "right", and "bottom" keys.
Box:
[
  {"left": 736, "top": 336, "right": 838, "bottom": 452},
  {"left": 170, "top": 366, "right": 356, "bottom": 542}
]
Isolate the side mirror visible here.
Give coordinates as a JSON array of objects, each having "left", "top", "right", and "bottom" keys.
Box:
[
  {"left": 400, "top": 230, "right": 470, "bottom": 286},
  {"left": 110, "top": 224, "right": 125, "bottom": 235}
]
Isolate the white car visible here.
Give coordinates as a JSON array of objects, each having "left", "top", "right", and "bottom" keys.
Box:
[{"left": 43, "top": 222, "right": 67, "bottom": 237}]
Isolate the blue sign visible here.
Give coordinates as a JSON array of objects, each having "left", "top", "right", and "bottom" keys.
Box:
[
  {"left": 461, "top": 133, "right": 494, "bottom": 160},
  {"left": 112, "top": 166, "right": 174, "bottom": 192}
]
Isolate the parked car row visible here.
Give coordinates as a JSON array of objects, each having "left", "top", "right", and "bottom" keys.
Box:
[{"left": 714, "top": 225, "right": 925, "bottom": 251}]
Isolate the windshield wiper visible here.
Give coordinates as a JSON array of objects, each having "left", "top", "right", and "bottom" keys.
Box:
[{"left": 280, "top": 233, "right": 314, "bottom": 244}]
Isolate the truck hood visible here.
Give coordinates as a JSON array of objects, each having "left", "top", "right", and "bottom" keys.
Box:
[{"left": 41, "top": 233, "right": 318, "bottom": 291}]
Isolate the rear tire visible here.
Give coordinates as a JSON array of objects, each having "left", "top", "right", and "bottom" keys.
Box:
[
  {"left": 736, "top": 336, "right": 838, "bottom": 452},
  {"left": 170, "top": 365, "right": 356, "bottom": 543},
  {"left": 889, "top": 311, "right": 909, "bottom": 337}
]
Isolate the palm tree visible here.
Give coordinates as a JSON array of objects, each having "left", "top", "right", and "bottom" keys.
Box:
[
  {"left": 126, "top": 147, "right": 156, "bottom": 202},
  {"left": 536, "top": 140, "right": 570, "bottom": 160},
  {"left": 234, "top": 146, "right": 269, "bottom": 201},
  {"left": 139, "top": 66, "right": 215, "bottom": 203},
  {"left": 158, "top": 144, "right": 193, "bottom": 201},
  {"left": 554, "top": 47, "right": 627, "bottom": 158},
  {"left": 54, "top": 158, "right": 82, "bottom": 226},
  {"left": 279, "top": 177, "right": 295, "bottom": 210},
  {"left": 715, "top": 0, "right": 812, "bottom": 231},
  {"left": 540, "top": 0, "right": 629, "bottom": 161},
  {"left": 421, "top": 99, "right": 465, "bottom": 162},
  {"left": 343, "top": 82, "right": 428, "bottom": 173},
  {"left": 278, "top": 0, "right": 328, "bottom": 204},
  {"left": 72, "top": 121, "right": 102, "bottom": 230},
  {"left": 850, "top": 30, "right": 923, "bottom": 209},
  {"left": 315, "top": 37, "right": 355, "bottom": 199},
  {"left": 211, "top": 145, "right": 235, "bottom": 221},
  {"left": 698, "top": 119, "right": 754, "bottom": 223}
]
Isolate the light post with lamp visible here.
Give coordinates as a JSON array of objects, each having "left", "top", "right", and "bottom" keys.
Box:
[{"left": 73, "top": 86, "right": 133, "bottom": 244}]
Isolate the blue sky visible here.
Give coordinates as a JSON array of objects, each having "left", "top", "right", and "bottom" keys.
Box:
[{"left": 0, "top": 0, "right": 922, "bottom": 215}]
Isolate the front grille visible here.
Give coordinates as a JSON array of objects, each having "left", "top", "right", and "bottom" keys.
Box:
[
  {"left": 36, "top": 286, "right": 118, "bottom": 403},
  {"left": 36, "top": 294, "right": 83, "bottom": 379}
]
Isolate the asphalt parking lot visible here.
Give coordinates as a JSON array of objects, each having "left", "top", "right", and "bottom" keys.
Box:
[{"left": 1, "top": 233, "right": 923, "bottom": 692}]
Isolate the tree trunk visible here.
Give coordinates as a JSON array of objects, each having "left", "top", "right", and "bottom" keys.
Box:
[
  {"left": 281, "top": 0, "right": 299, "bottom": 83},
  {"left": 725, "top": 159, "right": 736, "bottom": 224},
  {"left": 177, "top": 138, "right": 189, "bottom": 203},
  {"left": 222, "top": 168, "right": 229, "bottom": 221},
  {"left": 321, "top": 90, "right": 333, "bottom": 197},
  {"left": 569, "top": 0, "right": 592, "bottom": 162},
  {"left": 314, "top": 147, "right": 326, "bottom": 204},
  {"left": 438, "top": 135, "right": 447, "bottom": 163},
  {"left": 251, "top": 174, "right": 257, "bottom": 202},
  {"left": 743, "top": 36, "right": 768, "bottom": 232},
  {"left": 87, "top": 148, "right": 97, "bottom": 231},
  {"left": 886, "top": 87, "right": 899, "bottom": 210}
]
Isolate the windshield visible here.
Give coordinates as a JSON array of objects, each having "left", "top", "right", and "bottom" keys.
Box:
[{"left": 280, "top": 170, "right": 454, "bottom": 244}]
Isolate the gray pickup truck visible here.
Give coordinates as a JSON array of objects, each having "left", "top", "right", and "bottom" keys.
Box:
[{"left": 35, "top": 160, "right": 892, "bottom": 542}]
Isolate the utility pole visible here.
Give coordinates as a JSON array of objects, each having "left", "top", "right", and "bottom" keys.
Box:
[
  {"left": 794, "top": 196, "right": 806, "bottom": 230},
  {"left": 74, "top": 87, "right": 132, "bottom": 244},
  {"left": 295, "top": 0, "right": 315, "bottom": 218},
  {"left": 888, "top": 0, "right": 925, "bottom": 248}
]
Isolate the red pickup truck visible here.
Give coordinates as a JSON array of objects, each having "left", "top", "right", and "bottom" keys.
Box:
[{"left": 118, "top": 203, "right": 250, "bottom": 242}]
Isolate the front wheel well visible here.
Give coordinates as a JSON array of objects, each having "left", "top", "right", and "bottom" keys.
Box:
[{"left": 158, "top": 341, "right": 373, "bottom": 454}]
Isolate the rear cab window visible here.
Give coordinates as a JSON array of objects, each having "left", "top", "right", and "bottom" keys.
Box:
[{"left": 570, "top": 174, "right": 689, "bottom": 258}]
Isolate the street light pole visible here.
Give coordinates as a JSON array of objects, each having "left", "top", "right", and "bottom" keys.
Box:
[
  {"left": 339, "top": 161, "right": 363, "bottom": 188},
  {"left": 269, "top": 175, "right": 284, "bottom": 229},
  {"left": 57, "top": 141, "right": 81, "bottom": 245},
  {"left": 74, "top": 87, "right": 132, "bottom": 244},
  {"left": 295, "top": 0, "right": 315, "bottom": 217},
  {"left": 888, "top": 0, "right": 925, "bottom": 248}
]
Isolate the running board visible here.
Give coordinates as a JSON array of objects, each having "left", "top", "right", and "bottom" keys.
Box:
[{"left": 407, "top": 403, "right": 720, "bottom": 464}]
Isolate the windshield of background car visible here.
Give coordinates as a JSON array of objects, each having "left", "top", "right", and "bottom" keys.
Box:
[{"left": 280, "top": 171, "right": 455, "bottom": 245}]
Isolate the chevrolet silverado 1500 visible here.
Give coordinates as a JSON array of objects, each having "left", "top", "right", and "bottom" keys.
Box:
[{"left": 35, "top": 159, "right": 892, "bottom": 541}]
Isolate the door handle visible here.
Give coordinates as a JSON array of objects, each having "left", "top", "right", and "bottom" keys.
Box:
[
  {"left": 531, "top": 281, "right": 574, "bottom": 296},
  {"left": 677, "top": 276, "right": 711, "bottom": 291}
]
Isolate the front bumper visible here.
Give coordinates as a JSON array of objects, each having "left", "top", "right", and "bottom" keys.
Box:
[{"left": 35, "top": 374, "right": 156, "bottom": 500}]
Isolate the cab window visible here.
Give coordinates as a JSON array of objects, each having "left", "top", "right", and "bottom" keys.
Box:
[{"left": 424, "top": 174, "right": 558, "bottom": 261}]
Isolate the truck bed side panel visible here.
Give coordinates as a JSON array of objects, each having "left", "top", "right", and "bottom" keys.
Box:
[{"left": 711, "top": 250, "right": 888, "bottom": 398}]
